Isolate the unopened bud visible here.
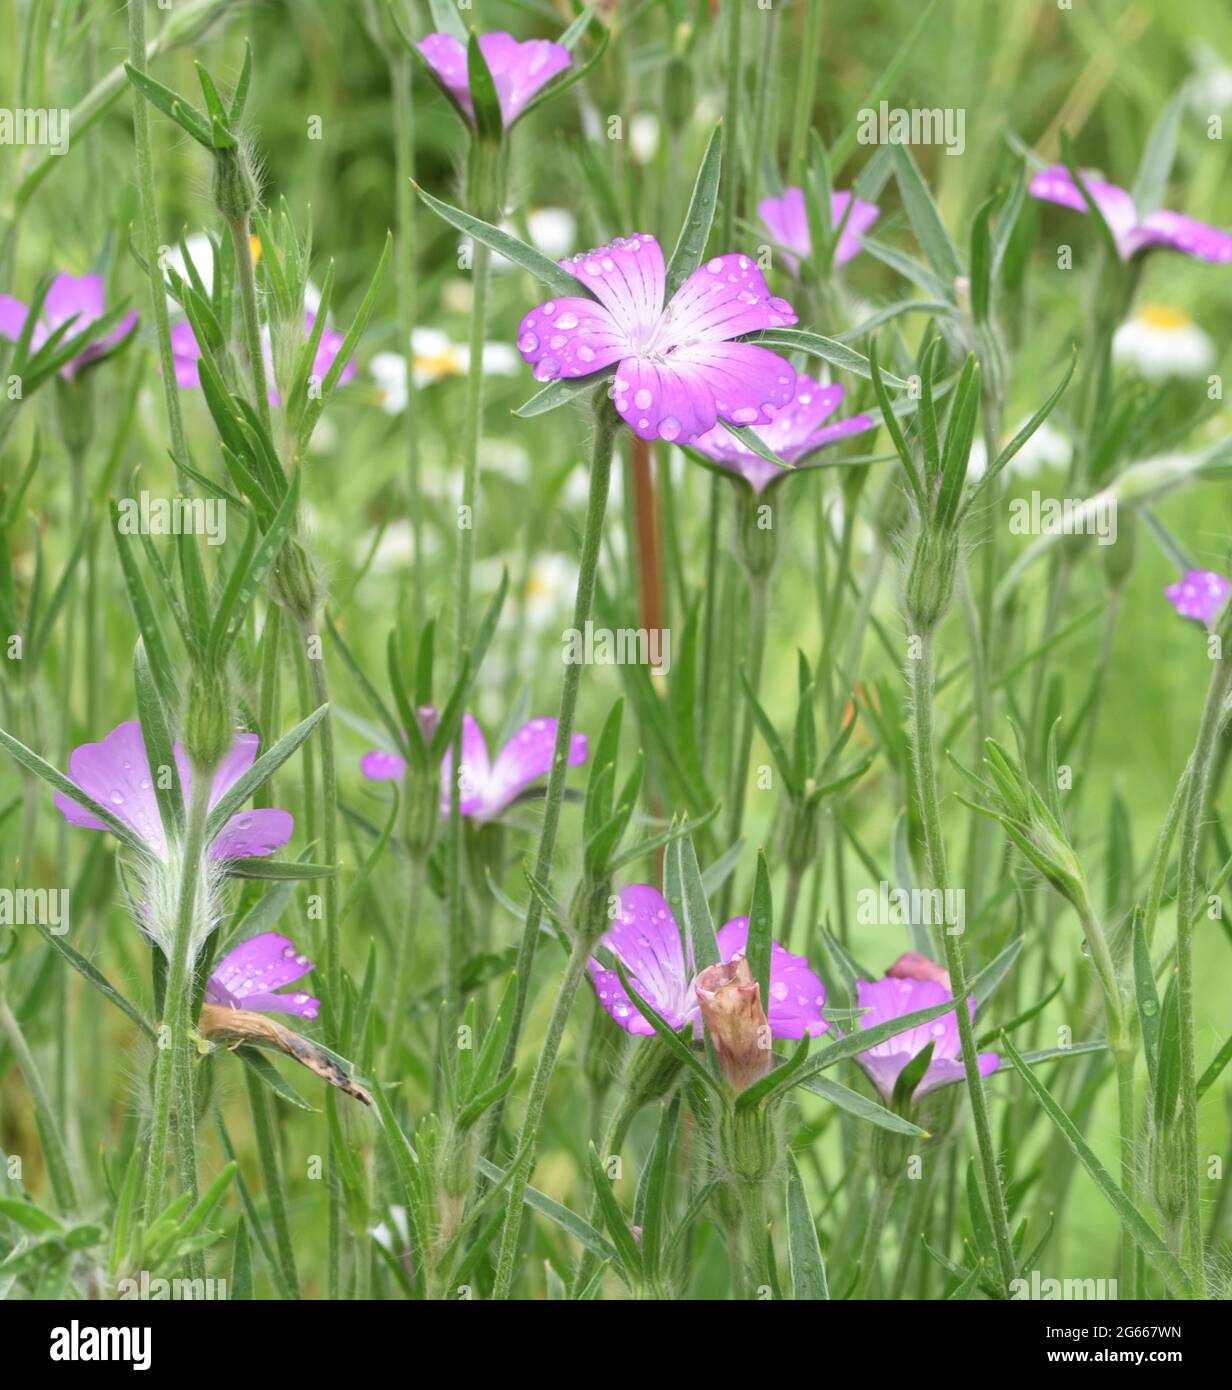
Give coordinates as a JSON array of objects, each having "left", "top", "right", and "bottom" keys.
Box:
[{"left": 696, "top": 956, "right": 772, "bottom": 1094}]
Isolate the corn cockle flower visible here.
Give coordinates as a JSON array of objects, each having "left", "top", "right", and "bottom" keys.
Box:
[
  {"left": 418, "top": 32, "right": 571, "bottom": 129},
  {"left": 690, "top": 377, "right": 874, "bottom": 491},
  {"left": 206, "top": 931, "right": 320, "bottom": 1019},
  {"left": 757, "top": 187, "right": 881, "bottom": 272},
  {"left": 54, "top": 721, "right": 293, "bottom": 861},
  {"left": 361, "top": 714, "right": 587, "bottom": 822},
  {"left": 1165, "top": 568, "right": 1230, "bottom": 624},
  {"left": 588, "top": 884, "right": 828, "bottom": 1040},
  {"left": 1029, "top": 164, "right": 1232, "bottom": 263},
  {"left": 0, "top": 272, "right": 137, "bottom": 379},
  {"left": 855, "top": 955, "right": 999, "bottom": 1101},
  {"left": 516, "top": 234, "right": 800, "bottom": 444},
  {"left": 170, "top": 312, "right": 355, "bottom": 396}
]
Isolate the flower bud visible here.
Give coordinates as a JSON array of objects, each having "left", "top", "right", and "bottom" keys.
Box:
[
  {"left": 211, "top": 144, "right": 259, "bottom": 223},
  {"left": 183, "top": 668, "right": 233, "bottom": 774},
  {"left": 903, "top": 523, "right": 958, "bottom": 634},
  {"left": 734, "top": 486, "right": 778, "bottom": 580},
  {"left": 695, "top": 956, "right": 772, "bottom": 1094},
  {"left": 273, "top": 537, "right": 322, "bottom": 623},
  {"left": 886, "top": 951, "right": 951, "bottom": 989}
]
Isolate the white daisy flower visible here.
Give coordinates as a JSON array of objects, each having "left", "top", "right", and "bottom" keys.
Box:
[
  {"left": 370, "top": 330, "right": 518, "bottom": 412},
  {"left": 1113, "top": 305, "right": 1214, "bottom": 380}
]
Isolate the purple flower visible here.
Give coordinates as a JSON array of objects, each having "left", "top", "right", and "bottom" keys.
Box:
[
  {"left": 1165, "top": 568, "right": 1230, "bottom": 624},
  {"left": 854, "top": 957, "right": 998, "bottom": 1101},
  {"left": 0, "top": 272, "right": 137, "bottom": 379},
  {"left": 758, "top": 187, "right": 881, "bottom": 272},
  {"left": 361, "top": 713, "right": 587, "bottom": 823},
  {"left": 53, "top": 720, "right": 293, "bottom": 861},
  {"left": 690, "top": 376, "right": 874, "bottom": 491},
  {"left": 588, "top": 884, "right": 828, "bottom": 1040},
  {"left": 169, "top": 312, "right": 355, "bottom": 398},
  {"left": 206, "top": 931, "right": 320, "bottom": 1019},
  {"left": 418, "top": 31, "right": 571, "bottom": 129},
  {"left": 516, "top": 233, "right": 800, "bottom": 444},
  {"left": 1029, "top": 164, "right": 1232, "bottom": 264}
]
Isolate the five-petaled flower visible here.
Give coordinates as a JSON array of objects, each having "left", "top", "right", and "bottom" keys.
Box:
[
  {"left": 0, "top": 272, "right": 137, "bottom": 379},
  {"left": 758, "top": 187, "right": 881, "bottom": 274},
  {"left": 418, "top": 32, "right": 570, "bottom": 130},
  {"left": 588, "top": 884, "right": 828, "bottom": 1040},
  {"left": 854, "top": 953, "right": 998, "bottom": 1101},
  {"left": 516, "top": 233, "right": 800, "bottom": 444},
  {"left": 54, "top": 720, "right": 293, "bottom": 861},
  {"left": 206, "top": 931, "right": 320, "bottom": 1019},
  {"left": 361, "top": 713, "right": 587, "bottom": 823},
  {"left": 690, "top": 376, "right": 874, "bottom": 491},
  {"left": 1029, "top": 164, "right": 1232, "bottom": 263}
]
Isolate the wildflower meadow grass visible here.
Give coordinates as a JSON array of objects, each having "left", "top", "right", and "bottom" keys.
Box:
[{"left": 2, "top": 0, "right": 1232, "bottom": 1327}]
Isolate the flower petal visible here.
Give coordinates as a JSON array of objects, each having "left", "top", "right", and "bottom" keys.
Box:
[
  {"left": 484, "top": 718, "right": 587, "bottom": 819},
  {"left": 207, "top": 931, "right": 316, "bottom": 1009},
  {"left": 478, "top": 32, "right": 571, "bottom": 125},
  {"left": 1028, "top": 165, "right": 1139, "bottom": 254},
  {"left": 439, "top": 714, "right": 492, "bottom": 818},
  {"left": 758, "top": 187, "right": 811, "bottom": 263},
  {"left": 831, "top": 192, "right": 881, "bottom": 265},
  {"left": 418, "top": 34, "right": 472, "bottom": 116},
  {"left": 614, "top": 341, "right": 797, "bottom": 443},
  {"left": 853, "top": 977, "right": 975, "bottom": 1099},
  {"left": 0, "top": 295, "right": 33, "bottom": 343},
  {"left": 516, "top": 295, "right": 627, "bottom": 381},
  {"left": 560, "top": 234, "right": 666, "bottom": 338},
  {"left": 665, "top": 253, "right": 797, "bottom": 345},
  {"left": 716, "top": 917, "right": 828, "bottom": 1039},
  {"left": 43, "top": 272, "right": 104, "bottom": 333},
  {"left": 209, "top": 808, "right": 294, "bottom": 859},
  {"left": 1130, "top": 210, "right": 1232, "bottom": 264},
  {"left": 53, "top": 720, "right": 165, "bottom": 854},
  {"left": 170, "top": 319, "right": 202, "bottom": 388},
  {"left": 588, "top": 884, "right": 691, "bottom": 1034},
  {"left": 361, "top": 749, "right": 407, "bottom": 781}
]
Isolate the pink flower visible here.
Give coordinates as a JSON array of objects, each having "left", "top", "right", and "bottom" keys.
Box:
[
  {"left": 758, "top": 187, "right": 880, "bottom": 273},
  {"left": 1030, "top": 164, "right": 1232, "bottom": 263},
  {"left": 206, "top": 931, "right": 319, "bottom": 1019},
  {"left": 1165, "top": 568, "right": 1230, "bottom": 625},
  {"left": 0, "top": 272, "right": 137, "bottom": 379},
  {"left": 418, "top": 32, "right": 570, "bottom": 129},
  {"left": 517, "top": 233, "right": 799, "bottom": 444}
]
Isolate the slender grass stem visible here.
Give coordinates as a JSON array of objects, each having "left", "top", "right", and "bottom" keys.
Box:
[
  {"left": 125, "top": 0, "right": 190, "bottom": 485},
  {"left": 245, "top": 1062, "right": 301, "bottom": 1297},
  {"left": 0, "top": 987, "right": 78, "bottom": 1213},
  {"left": 906, "top": 632, "right": 1016, "bottom": 1294},
  {"left": 227, "top": 215, "right": 273, "bottom": 436}
]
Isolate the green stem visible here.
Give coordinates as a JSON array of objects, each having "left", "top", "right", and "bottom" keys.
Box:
[
  {"left": 142, "top": 767, "right": 210, "bottom": 1223},
  {"left": 724, "top": 570, "right": 769, "bottom": 871},
  {"left": 490, "top": 397, "right": 616, "bottom": 1295},
  {"left": 492, "top": 933, "right": 591, "bottom": 1298},
  {"left": 787, "top": 0, "right": 825, "bottom": 182},
  {"left": 1115, "top": 1049, "right": 1139, "bottom": 1300},
  {"left": 126, "top": 0, "right": 190, "bottom": 485},
  {"left": 0, "top": 987, "right": 78, "bottom": 1212},
  {"left": 492, "top": 393, "right": 616, "bottom": 1109},
  {"left": 445, "top": 134, "right": 503, "bottom": 1036},
  {"left": 1171, "top": 647, "right": 1231, "bottom": 1294},
  {"left": 244, "top": 1063, "right": 301, "bottom": 1298},
  {"left": 386, "top": 850, "right": 425, "bottom": 1074},
  {"left": 738, "top": 1179, "right": 774, "bottom": 1298},
  {"left": 227, "top": 215, "right": 273, "bottom": 436},
  {"left": 907, "top": 632, "right": 1016, "bottom": 1294},
  {"left": 854, "top": 1180, "right": 896, "bottom": 1298}
]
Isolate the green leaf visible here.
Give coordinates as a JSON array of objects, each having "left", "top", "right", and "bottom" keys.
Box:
[
  {"left": 892, "top": 143, "right": 961, "bottom": 283},
  {"left": 587, "top": 1143, "right": 644, "bottom": 1287},
  {"left": 133, "top": 638, "right": 184, "bottom": 847},
  {"left": 124, "top": 62, "right": 213, "bottom": 146},
  {"left": 34, "top": 924, "right": 154, "bottom": 1041},
  {"left": 746, "top": 850, "right": 773, "bottom": 1013},
  {"left": 1132, "top": 907, "right": 1161, "bottom": 1092},
  {"left": 797, "top": 1072, "right": 926, "bottom": 1136},
  {"left": 466, "top": 29, "right": 503, "bottom": 144},
  {"left": 743, "top": 328, "right": 897, "bottom": 386},
  {"left": 1131, "top": 94, "right": 1183, "bottom": 217},
  {"left": 1002, "top": 1036, "right": 1192, "bottom": 1298},
  {"left": 514, "top": 369, "right": 615, "bottom": 418},
  {"left": 786, "top": 1155, "right": 829, "bottom": 1298},
  {"left": 477, "top": 1156, "right": 619, "bottom": 1266},
  {"left": 414, "top": 183, "right": 585, "bottom": 299},
  {"left": 665, "top": 832, "right": 720, "bottom": 971},
  {"left": 616, "top": 963, "right": 720, "bottom": 1095},
  {"left": 204, "top": 704, "right": 329, "bottom": 840},
  {"left": 665, "top": 121, "right": 723, "bottom": 297}
]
